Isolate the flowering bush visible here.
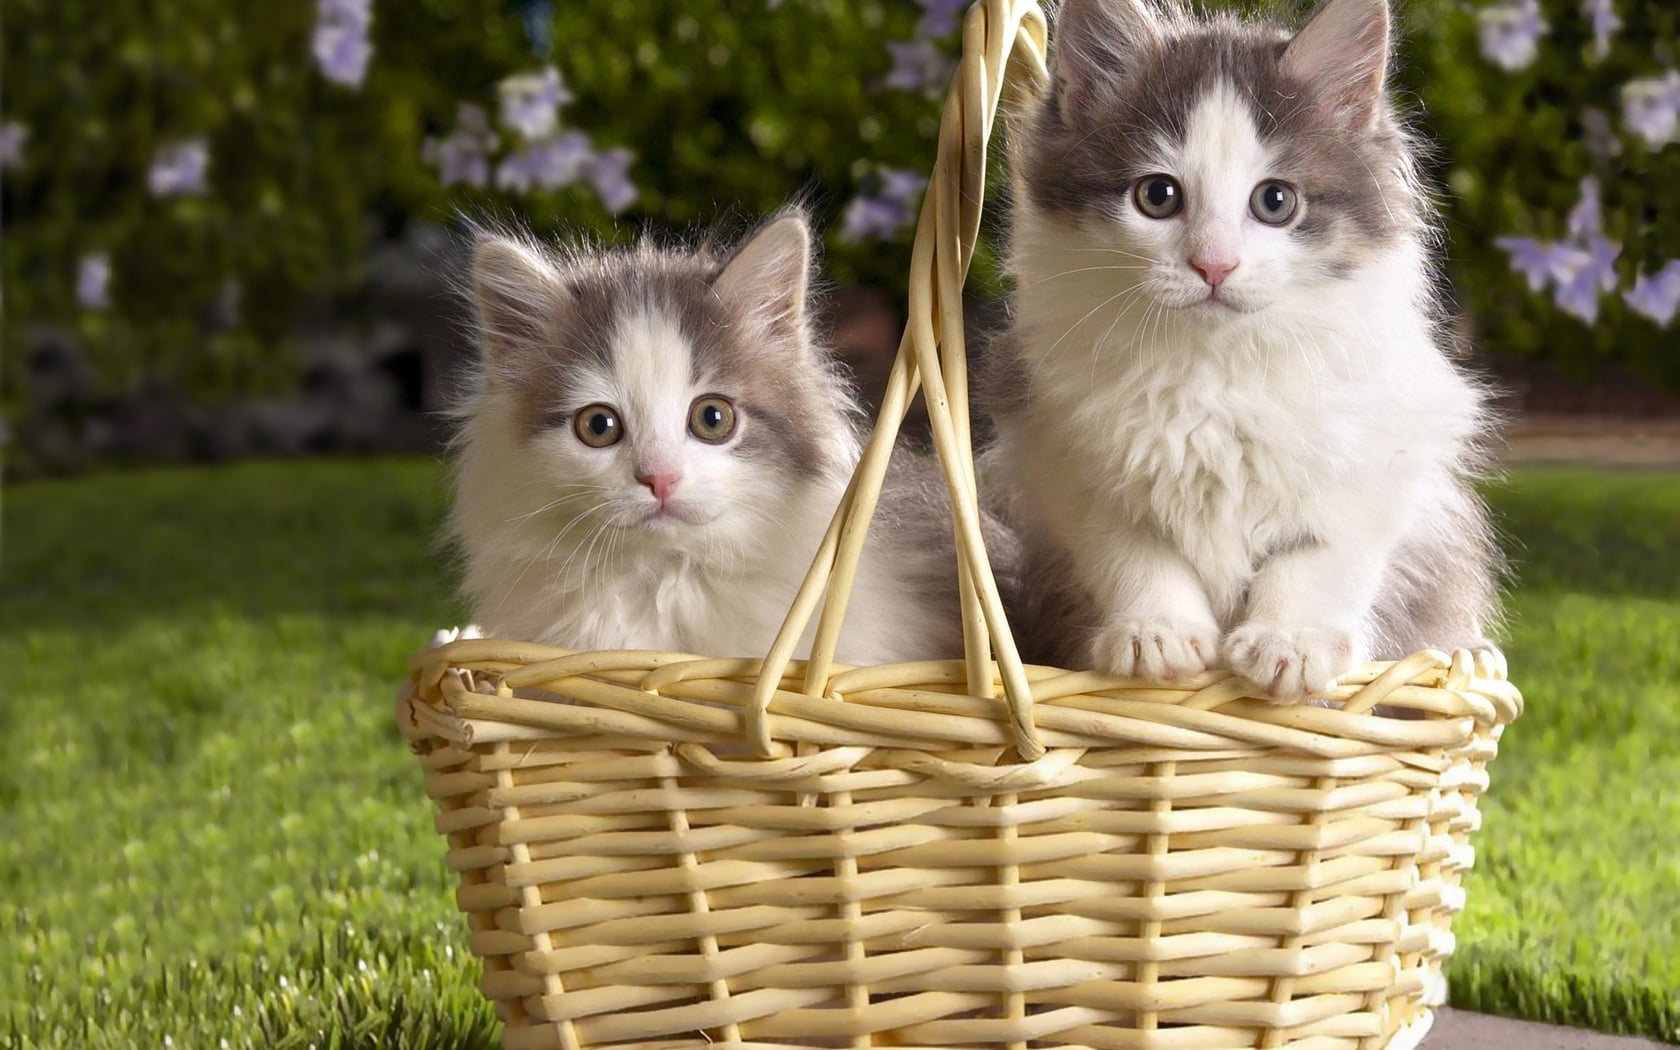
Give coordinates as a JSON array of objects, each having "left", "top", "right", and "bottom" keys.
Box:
[
  {"left": 0, "top": 0, "right": 945, "bottom": 409},
  {"left": 1405, "top": 0, "right": 1680, "bottom": 387},
  {"left": 2, "top": 0, "right": 1676, "bottom": 412}
]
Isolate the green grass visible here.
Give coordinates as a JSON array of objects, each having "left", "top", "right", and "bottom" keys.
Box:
[
  {"left": 3, "top": 458, "right": 1677, "bottom": 1048},
  {"left": 1447, "top": 469, "right": 1680, "bottom": 1040}
]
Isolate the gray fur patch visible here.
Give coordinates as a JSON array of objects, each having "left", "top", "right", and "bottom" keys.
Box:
[
  {"left": 1368, "top": 474, "right": 1506, "bottom": 658},
  {"left": 879, "top": 448, "right": 1025, "bottom": 661}
]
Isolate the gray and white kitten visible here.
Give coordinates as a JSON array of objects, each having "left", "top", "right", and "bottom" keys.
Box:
[
  {"left": 985, "top": 0, "right": 1502, "bottom": 698},
  {"left": 452, "top": 213, "right": 998, "bottom": 664}
]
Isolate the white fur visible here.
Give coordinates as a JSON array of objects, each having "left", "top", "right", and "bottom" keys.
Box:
[
  {"left": 999, "top": 80, "right": 1484, "bottom": 697},
  {"left": 453, "top": 288, "right": 950, "bottom": 665}
]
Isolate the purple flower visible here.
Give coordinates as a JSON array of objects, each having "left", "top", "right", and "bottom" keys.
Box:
[
  {"left": 842, "top": 196, "right": 915, "bottom": 242},
  {"left": 841, "top": 169, "right": 927, "bottom": 242},
  {"left": 498, "top": 66, "right": 572, "bottom": 140},
  {"left": 492, "top": 152, "right": 538, "bottom": 194},
  {"left": 883, "top": 39, "right": 954, "bottom": 96},
  {"left": 77, "top": 253, "right": 111, "bottom": 310},
  {"left": 1582, "top": 0, "right": 1620, "bottom": 60},
  {"left": 1621, "top": 70, "right": 1680, "bottom": 150},
  {"left": 495, "top": 132, "right": 592, "bottom": 193},
  {"left": 0, "top": 121, "right": 26, "bottom": 169},
  {"left": 1549, "top": 235, "right": 1620, "bottom": 323},
  {"left": 584, "top": 147, "right": 638, "bottom": 213},
  {"left": 1498, "top": 178, "right": 1620, "bottom": 324},
  {"left": 1566, "top": 176, "right": 1601, "bottom": 239},
  {"left": 423, "top": 103, "right": 498, "bottom": 188},
  {"left": 148, "top": 139, "right": 209, "bottom": 196},
  {"left": 1496, "top": 236, "right": 1571, "bottom": 292},
  {"left": 1476, "top": 0, "right": 1547, "bottom": 72},
  {"left": 425, "top": 138, "right": 489, "bottom": 188},
  {"left": 915, "top": 0, "right": 969, "bottom": 38},
  {"left": 1584, "top": 235, "right": 1620, "bottom": 294},
  {"left": 1625, "top": 260, "right": 1680, "bottom": 327},
  {"left": 313, "top": 7, "right": 372, "bottom": 88},
  {"left": 1550, "top": 260, "right": 1601, "bottom": 323},
  {"left": 313, "top": 0, "right": 372, "bottom": 87},
  {"left": 313, "top": 24, "right": 372, "bottom": 87},
  {"left": 881, "top": 169, "right": 930, "bottom": 206}
]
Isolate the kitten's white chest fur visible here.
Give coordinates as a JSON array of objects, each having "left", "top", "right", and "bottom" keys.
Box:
[
  {"left": 1013, "top": 316, "right": 1343, "bottom": 620},
  {"left": 456, "top": 411, "right": 949, "bottom": 666},
  {"left": 496, "top": 532, "right": 792, "bottom": 656}
]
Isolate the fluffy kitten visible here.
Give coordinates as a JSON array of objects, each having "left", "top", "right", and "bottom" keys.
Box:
[
  {"left": 986, "top": 0, "right": 1501, "bottom": 698},
  {"left": 452, "top": 212, "right": 995, "bottom": 665}
]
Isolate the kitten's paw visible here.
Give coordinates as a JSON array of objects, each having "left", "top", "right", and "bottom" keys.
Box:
[
  {"left": 1465, "top": 639, "right": 1507, "bottom": 680},
  {"left": 1224, "top": 623, "right": 1358, "bottom": 702},
  {"left": 1091, "top": 618, "right": 1220, "bottom": 682}
]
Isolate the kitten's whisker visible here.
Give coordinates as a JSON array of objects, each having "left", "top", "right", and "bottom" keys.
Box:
[
  {"left": 1047, "top": 282, "right": 1150, "bottom": 356},
  {"left": 1034, "top": 263, "right": 1151, "bottom": 285},
  {"left": 1086, "top": 287, "right": 1154, "bottom": 383},
  {"left": 598, "top": 527, "right": 628, "bottom": 588},
  {"left": 506, "top": 488, "right": 614, "bottom": 524},
  {"left": 501, "top": 501, "right": 612, "bottom": 609},
  {"left": 1058, "top": 246, "right": 1155, "bottom": 262},
  {"left": 558, "top": 517, "right": 614, "bottom": 590},
  {"left": 540, "top": 504, "right": 611, "bottom": 564},
  {"left": 1136, "top": 297, "right": 1169, "bottom": 392},
  {"left": 1094, "top": 285, "right": 1154, "bottom": 357}
]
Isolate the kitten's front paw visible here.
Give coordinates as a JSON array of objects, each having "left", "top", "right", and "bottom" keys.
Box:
[
  {"left": 1224, "top": 623, "right": 1358, "bottom": 702},
  {"left": 1464, "top": 639, "right": 1507, "bottom": 680},
  {"left": 1091, "top": 618, "right": 1220, "bottom": 682}
]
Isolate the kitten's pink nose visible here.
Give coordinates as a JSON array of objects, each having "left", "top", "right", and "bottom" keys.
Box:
[
  {"left": 1190, "top": 257, "right": 1237, "bottom": 287},
  {"left": 636, "top": 470, "right": 681, "bottom": 504}
]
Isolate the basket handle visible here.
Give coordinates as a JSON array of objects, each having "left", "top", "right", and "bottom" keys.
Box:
[{"left": 748, "top": 0, "right": 1050, "bottom": 759}]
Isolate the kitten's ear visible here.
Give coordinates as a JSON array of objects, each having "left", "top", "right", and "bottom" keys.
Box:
[
  {"left": 1052, "top": 0, "right": 1165, "bottom": 103},
  {"left": 471, "top": 236, "right": 564, "bottom": 362},
  {"left": 713, "top": 213, "right": 811, "bottom": 341},
  {"left": 1283, "top": 0, "right": 1390, "bottom": 126}
]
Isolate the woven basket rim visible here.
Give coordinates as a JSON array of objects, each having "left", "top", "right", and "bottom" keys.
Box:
[{"left": 401, "top": 640, "right": 1521, "bottom": 759}]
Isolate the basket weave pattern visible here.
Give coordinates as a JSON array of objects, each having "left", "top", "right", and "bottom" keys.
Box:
[
  {"left": 399, "top": 3, "right": 1522, "bottom": 1048},
  {"left": 405, "top": 647, "right": 1517, "bottom": 1050}
]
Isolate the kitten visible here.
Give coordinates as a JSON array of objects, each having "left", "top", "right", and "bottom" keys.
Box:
[
  {"left": 451, "top": 212, "right": 1001, "bottom": 665},
  {"left": 984, "top": 0, "right": 1502, "bottom": 698}
]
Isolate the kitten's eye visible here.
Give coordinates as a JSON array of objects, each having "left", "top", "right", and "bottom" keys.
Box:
[
  {"left": 1133, "top": 175, "right": 1183, "bottom": 219},
  {"left": 573, "top": 404, "right": 623, "bottom": 448},
  {"left": 688, "top": 396, "right": 737, "bottom": 444},
  {"left": 1250, "top": 181, "right": 1299, "bottom": 225}
]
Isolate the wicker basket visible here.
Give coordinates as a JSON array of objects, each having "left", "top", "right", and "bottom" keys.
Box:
[{"left": 397, "top": 2, "right": 1523, "bottom": 1047}]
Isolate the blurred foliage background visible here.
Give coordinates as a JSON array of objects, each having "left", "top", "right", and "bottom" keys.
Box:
[
  {"left": 1404, "top": 0, "right": 1680, "bottom": 387},
  {"left": 2, "top": 0, "right": 1677, "bottom": 468}
]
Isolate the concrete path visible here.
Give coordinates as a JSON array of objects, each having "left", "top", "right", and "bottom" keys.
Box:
[
  {"left": 1426, "top": 1009, "right": 1674, "bottom": 1049},
  {"left": 1504, "top": 416, "right": 1680, "bottom": 466}
]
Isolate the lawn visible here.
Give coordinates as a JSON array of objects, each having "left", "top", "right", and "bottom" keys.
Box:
[{"left": 3, "top": 458, "right": 1677, "bottom": 1048}]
